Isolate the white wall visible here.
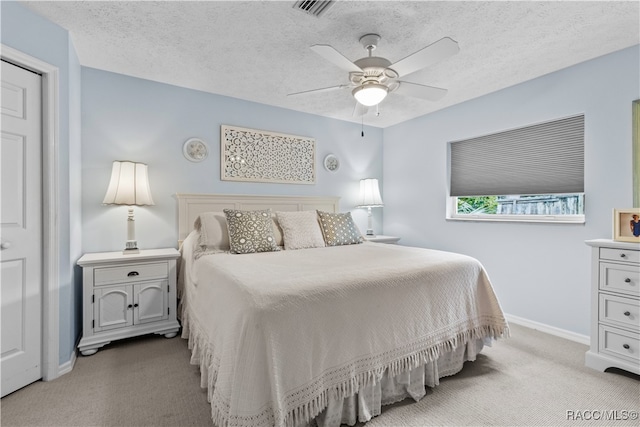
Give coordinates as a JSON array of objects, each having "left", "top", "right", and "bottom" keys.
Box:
[
  {"left": 383, "top": 46, "right": 640, "bottom": 337},
  {"left": 81, "top": 68, "right": 384, "bottom": 253}
]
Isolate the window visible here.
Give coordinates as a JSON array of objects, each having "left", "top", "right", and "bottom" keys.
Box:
[{"left": 448, "top": 115, "right": 585, "bottom": 223}]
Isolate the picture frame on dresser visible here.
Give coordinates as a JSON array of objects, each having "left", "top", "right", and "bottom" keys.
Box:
[{"left": 613, "top": 208, "right": 640, "bottom": 243}]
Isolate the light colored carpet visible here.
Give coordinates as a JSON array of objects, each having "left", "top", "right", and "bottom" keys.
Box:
[{"left": 1, "top": 323, "right": 638, "bottom": 426}]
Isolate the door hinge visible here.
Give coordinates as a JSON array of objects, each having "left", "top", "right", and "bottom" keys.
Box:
[
  {"left": 168, "top": 307, "right": 170, "bottom": 315},
  {"left": 92, "top": 294, "right": 94, "bottom": 303},
  {"left": 92, "top": 319, "right": 94, "bottom": 329},
  {"left": 167, "top": 284, "right": 170, "bottom": 293}
]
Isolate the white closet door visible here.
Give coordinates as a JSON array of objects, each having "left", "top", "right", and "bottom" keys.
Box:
[{"left": 1, "top": 60, "right": 43, "bottom": 397}]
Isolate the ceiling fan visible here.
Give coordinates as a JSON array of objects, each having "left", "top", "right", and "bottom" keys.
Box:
[{"left": 288, "top": 34, "right": 459, "bottom": 113}]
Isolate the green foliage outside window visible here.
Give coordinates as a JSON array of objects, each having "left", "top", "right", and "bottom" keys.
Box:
[{"left": 457, "top": 196, "right": 498, "bottom": 214}]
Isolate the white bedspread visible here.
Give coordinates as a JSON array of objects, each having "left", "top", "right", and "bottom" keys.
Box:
[{"left": 180, "top": 239, "right": 508, "bottom": 427}]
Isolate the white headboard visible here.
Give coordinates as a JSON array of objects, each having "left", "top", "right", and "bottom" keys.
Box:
[{"left": 176, "top": 193, "right": 340, "bottom": 244}]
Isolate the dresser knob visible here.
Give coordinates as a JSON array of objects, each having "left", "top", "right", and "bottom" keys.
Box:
[
  {"left": 620, "top": 253, "right": 627, "bottom": 258},
  {"left": 134, "top": 303, "right": 139, "bottom": 308},
  {"left": 625, "top": 278, "right": 631, "bottom": 283},
  {"left": 127, "top": 271, "right": 139, "bottom": 277},
  {"left": 127, "top": 304, "right": 133, "bottom": 309},
  {"left": 623, "top": 344, "right": 630, "bottom": 350},
  {"left": 624, "top": 311, "right": 631, "bottom": 316}
]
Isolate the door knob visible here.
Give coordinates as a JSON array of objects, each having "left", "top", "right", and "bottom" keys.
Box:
[{"left": 1, "top": 242, "right": 11, "bottom": 250}]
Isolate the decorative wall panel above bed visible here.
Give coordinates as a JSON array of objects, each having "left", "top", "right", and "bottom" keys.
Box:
[{"left": 220, "top": 125, "right": 316, "bottom": 184}]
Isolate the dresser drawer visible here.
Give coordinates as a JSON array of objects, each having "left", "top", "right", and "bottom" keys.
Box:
[
  {"left": 599, "top": 263, "right": 640, "bottom": 296},
  {"left": 94, "top": 262, "right": 168, "bottom": 286},
  {"left": 598, "top": 325, "right": 640, "bottom": 364},
  {"left": 600, "top": 247, "right": 639, "bottom": 264},
  {"left": 599, "top": 293, "right": 640, "bottom": 331}
]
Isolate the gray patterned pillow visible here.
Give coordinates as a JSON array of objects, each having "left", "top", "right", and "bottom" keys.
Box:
[
  {"left": 317, "top": 211, "right": 364, "bottom": 246},
  {"left": 223, "top": 209, "right": 280, "bottom": 254}
]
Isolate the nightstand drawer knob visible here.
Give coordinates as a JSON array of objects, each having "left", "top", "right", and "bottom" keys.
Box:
[
  {"left": 127, "top": 304, "right": 133, "bottom": 309},
  {"left": 127, "top": 271, "right": 139, "bottom": 277},
  {"left": 620, "top": 253, "right": 627, "bottom": 258},
  {"left": 623, "top": 344, "right": 630, "bottom": 350},
  {"left": 134, "top": 303, "right": 139, "bottom": 308},
  {"left": 624, "top": 311, "right": 631, "bottom": 317}
]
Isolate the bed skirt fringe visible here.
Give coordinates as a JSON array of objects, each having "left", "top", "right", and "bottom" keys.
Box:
[{"left": 181, "top": 301, "right": 509, "bottom": 427}]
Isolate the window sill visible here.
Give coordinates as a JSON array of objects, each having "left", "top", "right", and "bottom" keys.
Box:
[{"left": 446, "top": 214, "right": 585, "bottom": 224}]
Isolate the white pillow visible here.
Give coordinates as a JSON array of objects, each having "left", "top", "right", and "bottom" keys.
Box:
[
  {"left": 271, "top": 215, "right": 284, "bottom": 248},
  {"left": 194, "top": 211, "right": 284, "bottom": 250},
  {"left": 275, "top": 211, "right": 325, "bottom": 250},
  {"left": 194, "top": 212, "right": 229, "bottom": 250}
]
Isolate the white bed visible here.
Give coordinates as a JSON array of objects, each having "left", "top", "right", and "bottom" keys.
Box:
[{"left": 176, "top": 193, "right": 508, "bottom": 427}]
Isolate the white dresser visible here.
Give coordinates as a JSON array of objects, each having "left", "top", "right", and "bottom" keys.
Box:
[
  {"left": 77, "top": 248, "right": 181, "bottom": 356},
  {"left": 585, "top": 239, "right": 640, "bottom": 374}
]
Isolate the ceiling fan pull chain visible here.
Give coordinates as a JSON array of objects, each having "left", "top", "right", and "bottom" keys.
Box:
[{"left": 361, "top": 115, "right": 364, "bottom": 137}]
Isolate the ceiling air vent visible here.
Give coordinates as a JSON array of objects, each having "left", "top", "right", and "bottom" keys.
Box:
[{"left": 293, "top": 0, "right": 336, "bottom": 18}]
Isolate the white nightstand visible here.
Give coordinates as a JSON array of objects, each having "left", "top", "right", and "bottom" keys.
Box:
[
  {"left": 77, "top": 248, "right": 181, "bottom": 356},
  {"left": 365, "top": 235, "right": 401, "bottom": 244}
]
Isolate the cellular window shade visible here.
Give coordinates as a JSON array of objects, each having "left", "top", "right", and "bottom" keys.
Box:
[{"left": 450, "top": 115, "right": 584, "bottom": 197}]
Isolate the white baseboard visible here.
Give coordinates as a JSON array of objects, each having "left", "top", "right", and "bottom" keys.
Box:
[
  {"left": 58, "top": 351, "right": 76, "bottom": 376},
  {"left": 504, "top": 313, "right": 590, "bottom": 346},
  {"left": 57, "top": 337, "right": 80, "bottom": 377}
]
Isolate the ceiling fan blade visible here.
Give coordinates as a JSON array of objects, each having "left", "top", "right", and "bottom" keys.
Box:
[
  {"left": 352, "top": 102, "right": 369, "bottom": 117},
  {"left": 310, "top": 44, "right": 363, "bottom": 73},
  {"left": 394, "top": 81, "right": 448, "bottom": 101},
  {"left": 389, "top": 37, "right": 459, "bottom": 77},
  {"left": 287, "top": 84, "right": 350, "bottom": 97}
]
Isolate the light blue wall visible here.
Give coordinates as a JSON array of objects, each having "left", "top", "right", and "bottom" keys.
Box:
[
  {"left": 1, "top": 1, "right": 83, "bottom": 365},
  {"left": 383, "top": 46, "right": 640, "bottom": 337},
  {"left": 81, "top": 68, "right": 384, "bottom": 253}
]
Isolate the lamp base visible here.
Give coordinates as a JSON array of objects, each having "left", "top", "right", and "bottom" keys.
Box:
[
  {"left": 123, "top": 240, "right": 139, "bottom": 255},
  {"left": 365, "top": 207, "right": 376, "bottom": 237}
]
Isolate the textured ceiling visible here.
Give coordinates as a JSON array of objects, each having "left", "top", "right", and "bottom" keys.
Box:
[{"left": 21, "top": 1, "right": 640, "bottom": 128}]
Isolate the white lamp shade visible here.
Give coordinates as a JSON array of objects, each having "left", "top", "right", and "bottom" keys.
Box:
[
  {"left": 352, "top": 84, "right": 388, "bottom": 107},
  {"left": 102, "top": 161, "right": 155, "bottom": 206},
  {"left": 356, "top": 178, "right": 384, "bottom": 207}
]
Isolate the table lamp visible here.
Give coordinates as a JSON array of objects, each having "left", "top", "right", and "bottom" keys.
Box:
[
  {"left": 356, "top": 178, "right": 384, "bottom": 236},
  {"left": 102, "top": 161, "right": 154, "bottom": 254}
]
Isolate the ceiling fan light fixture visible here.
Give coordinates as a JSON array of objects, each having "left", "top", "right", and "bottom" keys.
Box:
[{"left": 352, "top": 83, "right": 388, "bottom": 106}]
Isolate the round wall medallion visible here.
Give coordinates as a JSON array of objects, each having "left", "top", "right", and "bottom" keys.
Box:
[
  {"left": 324, "top": 154, "right": 340, "bottom": 172},
  {"left": 183, "top": 138, "right": 208, "bottom": 162}
]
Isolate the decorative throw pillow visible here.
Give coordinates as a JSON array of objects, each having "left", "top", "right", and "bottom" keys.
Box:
[
  {"left": 317, "top": 211, "right": 364, "bottom": 246},
  {"left": 223, "top": 209, "right": 280, "bottom": 254},
  {"left": 275, "top": 211, "right": 326, "bottom": 250}
]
